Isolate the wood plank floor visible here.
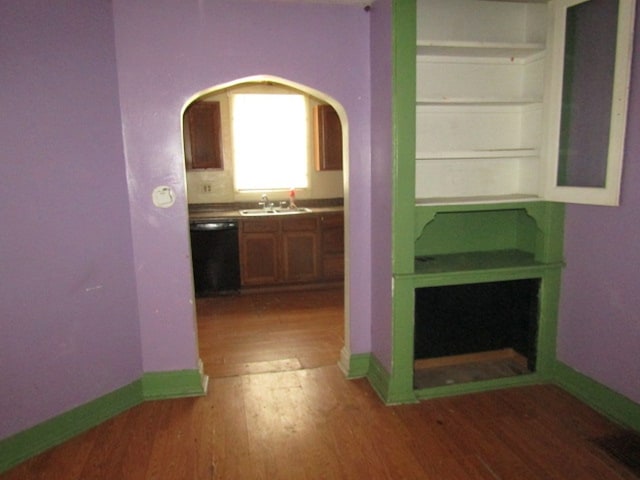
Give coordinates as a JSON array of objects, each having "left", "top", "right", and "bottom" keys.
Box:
[{"left": 2, "top": 288, "right": 638, "bottom": 479}]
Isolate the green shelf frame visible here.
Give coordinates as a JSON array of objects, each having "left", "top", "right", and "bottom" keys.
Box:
[{"left": 378, "top": 0, "right": 568, "bottom": 406}]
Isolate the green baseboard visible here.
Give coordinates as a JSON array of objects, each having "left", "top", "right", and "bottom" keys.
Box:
[
  {"left": 0, "top": 365, "right": 208, "bottom": 474},
  {"left": 367, "top": 354, "right": 418, "bottom": 405},
  {"left": 338, "top": 349, "right": 371, "bottom": 379},
  {"left": 141, "top": 361, "right": 208, "bottom": 400},
  {"left": 414, "top": 373, "right": 544, "bottom": 401},
  {"left": 554, "top": 361, "right": 640, "bottom": 432},
  {"left": 0, "top": 380, "right": 143, "bottom": 474},
  {"left": 366, "top": 354, "right": 392, "bottom": 402}
]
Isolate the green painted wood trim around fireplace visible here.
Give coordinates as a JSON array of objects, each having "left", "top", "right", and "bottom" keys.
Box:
[
  {"left": 0, "top": 366, "right": 207, "bottom": 474},
  {"left": 392, "top": 0, "right": 417, "bottom": 276}
]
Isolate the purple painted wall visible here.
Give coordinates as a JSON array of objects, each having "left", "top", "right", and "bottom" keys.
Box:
[
  {"left": 0, "top": 1, "right": 141, "bottom": 439},
  {"left": 111, "top": 0, "right": 372, "bottom": 371},
  {"left": 369, "top": 0, "right": 394, "bottom": 370},
  {"left": 557, "top": 13, "right": 640, "bottom": 403}
]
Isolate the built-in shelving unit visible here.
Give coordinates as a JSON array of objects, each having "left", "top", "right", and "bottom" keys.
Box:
[
  {"left": 415, "top": 0, "right": 549, "bottom": 204},
  {"left": 382, "top": 0, "right": 635, "bottom": 405}
]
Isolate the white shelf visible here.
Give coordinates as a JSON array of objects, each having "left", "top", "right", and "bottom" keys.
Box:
[
  {"left": 416, "top": 148, "right": 539, "bottom": 160},
  {"left": 416, "top": 194, "right": 542, "bottom": 206},
  {"left": 417, "top": 41, "right": 545, "bottom": 60},
  {"left": 417, "top": 97, "right": 541, "bottom": 106},
  {"left": 414, "top": 0, "right": 550, "bottom": 204},
  {"left": 478, "top": 0, "right": 548, "bottom": 4}
]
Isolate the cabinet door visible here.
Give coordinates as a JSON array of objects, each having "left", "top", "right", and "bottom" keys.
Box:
[
  {"left": 544, "top": 0, "right": 636, "bottom": 206},
  {"left": 282, "top": 231, "right": 319, "bottom": 283},
  {"left": 184, "top": 101, "right": 223, "bottom": 170},
  {"left": 314, "top": 104, "right": 343, "bottom": 171},
  {"left": 320, "top": 213, "right": 344, "bottom": 280},
  {"left": 281, "top": 217, "right": 319, "bottom": 283},
  {"left": 239, "top": 219, "right": 279, "bottom": 286}
]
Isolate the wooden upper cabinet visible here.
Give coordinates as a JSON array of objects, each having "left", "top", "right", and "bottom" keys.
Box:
[
  {"left": 184, "top": 101, "right": 223, "bottom": 170},
  {"left": 314, "top": 104, "right": 343, "bottom": 171}
]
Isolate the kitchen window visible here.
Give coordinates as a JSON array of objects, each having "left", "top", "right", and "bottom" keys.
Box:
[{"left": 231, "top": 93, "right": 309, "bottom": 191}]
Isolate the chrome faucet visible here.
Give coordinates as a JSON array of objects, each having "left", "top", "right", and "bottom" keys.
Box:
[{"left": 258, "top": 194, "right": 273, "bottom": 210}]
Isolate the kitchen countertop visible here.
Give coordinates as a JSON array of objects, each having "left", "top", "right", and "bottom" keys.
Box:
[{"left": 189, "top": 200, "right": 343, "bottom": 222}]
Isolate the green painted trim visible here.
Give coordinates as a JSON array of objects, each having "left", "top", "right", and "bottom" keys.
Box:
[
  {"left": 366, "top": 354, "right": 392, "bottom": 402},
  {"left": 0, "top": 363, "right": 209, "bottom": 474},
  {"left": 391, "top": 201, "right": 565, "bottom": 405},
  {"left": 367, "top": 354, "right": 418, "bottom": 405},
  {"left": 0, "top": 380, "right": 143, "bottom": 474},
  {"left": 339, "top": 351, "right": 370, "bottom": 379},
  {"left": 388, "top": 275, "right": 418, "bottom": 404},
  {"left": 406, "top": 263, "right": 565, "bottom": 288},
  {"left": 141, "top": 366, "right": 208, "bottom": 400},
  {"left": 392, "top": 0, "right": 417, "bottom": 275},
  {"left": 534, "top": 268, "right": 562, "bottom": 377},
  {"left": 415, "top": 374, "right": 545, "bottom": 401},
  {"left": 554, "top": 362, "right": 640, "bottom": 432}
]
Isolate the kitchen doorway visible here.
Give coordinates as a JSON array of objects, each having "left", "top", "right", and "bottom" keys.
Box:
[{"left": 182, "top": 75, "right": 349, "bottom": 378}]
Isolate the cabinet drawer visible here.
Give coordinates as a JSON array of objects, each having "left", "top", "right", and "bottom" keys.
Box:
[
  {"left": 241, "top": 219, "right": 279, "bottom": 233},
  {"left": 281, "top": 216, "right": 318, "bottom": 232}
]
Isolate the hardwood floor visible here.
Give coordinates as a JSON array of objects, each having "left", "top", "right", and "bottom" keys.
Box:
[
  {"left": 2, "top": 288, "right": 638, "bottom": 479},
  {"left": 197, "top": 288, "right": 344, "bottom": 378}
]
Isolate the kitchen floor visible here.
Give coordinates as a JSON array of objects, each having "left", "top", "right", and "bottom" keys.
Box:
[{"left": 196, "top": 287, "right": 344, "bottom": 379}]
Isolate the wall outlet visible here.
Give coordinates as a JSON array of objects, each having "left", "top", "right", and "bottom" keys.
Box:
[{"left": 201, "top": 183, "right": 212, "bottom": 194}]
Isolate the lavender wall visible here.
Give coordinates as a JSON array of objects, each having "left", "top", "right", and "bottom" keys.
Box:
[
  {"left": 369, "top": 0, "right": 394, "bottom": 370},
  {"left": 111, "top": 0, "right": 372, "bottom": 371},
  {"left": 0, "top": 1, "right": 141, "bottom": 439},
  {"left": 557, "top": 13, "right": 640, "bottom": 403}
]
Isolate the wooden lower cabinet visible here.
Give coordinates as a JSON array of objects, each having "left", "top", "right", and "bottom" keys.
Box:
[
  {"left": 239, "top": 218, "right": 279, "bottom": 286},
  {"left": 240, "top": 216, "right": 319, "bottom": 287},
  {"left": 240, "top": 233, "right": 279, "bottom": 285},
  {"left": 282, "top": 217, "right": 320, "bottom": 283},
  {"left": 320, "top": 212, "right": 344, "bottom": 280},
  {"left": 239, "top": 212, "right": 343, "bottom": 288}
]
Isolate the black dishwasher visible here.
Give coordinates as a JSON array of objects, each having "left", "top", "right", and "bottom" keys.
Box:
[{"left": 189, "top": 220, "right": 240, "bottom": 296}]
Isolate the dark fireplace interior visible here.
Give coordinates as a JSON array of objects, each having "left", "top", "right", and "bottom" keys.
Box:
[{"left": 414, "top": 278, "right": 540, "bottom": 388}]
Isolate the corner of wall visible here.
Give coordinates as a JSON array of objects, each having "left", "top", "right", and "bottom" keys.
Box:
[
  {"left": 338, "top": 347, "right": 371, "bottom": 379},
  {"left": 0, "top": 381, "right": 144, "bottom": 474},
  {"left": 141, "top": 359, "right": 208, "bottom": 400},
  {"left": 367, "top": 354, "right": 418, "bottom": 405},
  {"left": 0, "top": 361, "right": 209, "bottom": 475}
]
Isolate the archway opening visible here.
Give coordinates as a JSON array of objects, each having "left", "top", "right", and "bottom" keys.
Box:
[{"left": 181, "top": 75, "right": 350, "bottom": 378}]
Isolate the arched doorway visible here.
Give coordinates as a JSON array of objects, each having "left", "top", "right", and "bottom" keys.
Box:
[{"left": 181, "top": 75, "right": 350, "bottom": 376}]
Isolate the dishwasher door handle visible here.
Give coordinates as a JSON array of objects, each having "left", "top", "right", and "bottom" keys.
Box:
[{"left": 190, "top": 222, "right": 237, "bottom": 231}]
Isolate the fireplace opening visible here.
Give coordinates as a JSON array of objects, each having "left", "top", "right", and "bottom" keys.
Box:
[{"left": 414, "top": 278, "right": 540, "bottom": 389}]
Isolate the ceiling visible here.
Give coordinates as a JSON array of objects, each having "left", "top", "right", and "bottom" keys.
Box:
[{"left": 250, "top": 0, "right": 371, "bottom": 6}]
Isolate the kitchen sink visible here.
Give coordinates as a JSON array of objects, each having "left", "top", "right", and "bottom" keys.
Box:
[{"left": 239, "top": 207, "right": 312, "bottom": 216}]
